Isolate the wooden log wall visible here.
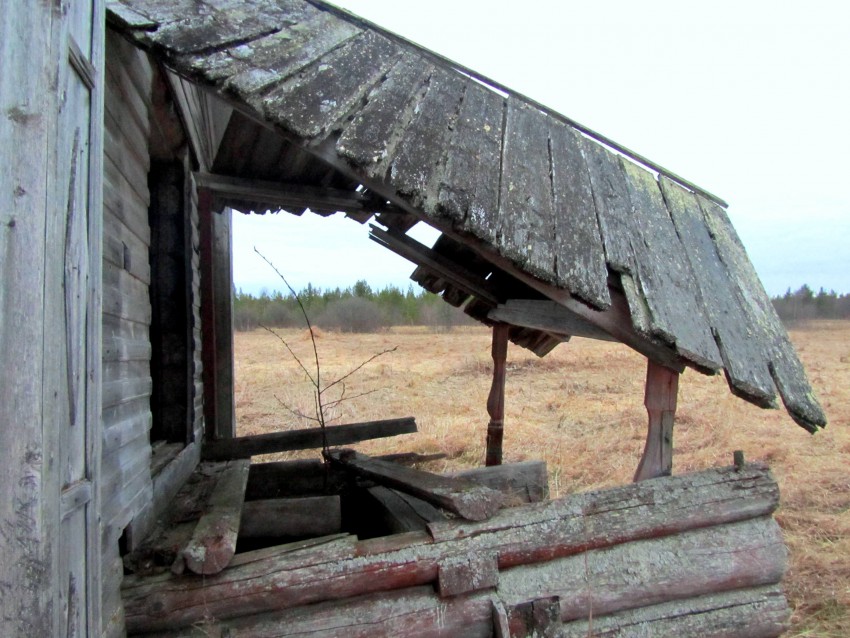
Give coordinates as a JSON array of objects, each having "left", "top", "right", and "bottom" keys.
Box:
[
  {"left": 122, "top": 464, "right": 789, "bottom": 636},
  {"left": 101, "top": 30, "right": 206, "bottom": 636}
]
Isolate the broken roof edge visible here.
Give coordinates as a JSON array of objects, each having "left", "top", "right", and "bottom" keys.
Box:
[
  {"left": 307, "top": 0, "right": 730, "bottom": 209},
  {"left": 104, "top": 1, "right": 826, "bottom": 432}
]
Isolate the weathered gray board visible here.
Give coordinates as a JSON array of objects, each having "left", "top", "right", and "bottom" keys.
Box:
[
  {"left": 107, "top": 0, "right": 824, "bottom": 429},
  {"left": 1, "top": 1, "right": 105, "bottom": 636}
]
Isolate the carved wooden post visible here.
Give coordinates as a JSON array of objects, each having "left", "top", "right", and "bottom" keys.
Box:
[
  {"left": 634, "top": 359, "right": 679, "bottom": 482},
  {"left": 486, "top": 323, "right": 510, "bottom": 466}
]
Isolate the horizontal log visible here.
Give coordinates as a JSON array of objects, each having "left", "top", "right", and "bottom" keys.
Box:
[
  {"left": 329, "top": 450, "right": 504, "bottom": 521},
  {"left": 174, "top": 460, "right": 250, "bottom": 576},
  {"left": 122, "top": 464, "right": 780, "bottom": 633},
  {"left": 239, "top": 496, "right": 341, "bottom": 539},
  {"left": 202, "top": 417, "right": 417, "bottom": 461},
  {"left": 448, "top": 460, "right": 549, "bottom": 504}
]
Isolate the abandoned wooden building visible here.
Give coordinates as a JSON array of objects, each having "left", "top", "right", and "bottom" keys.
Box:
[{"left": 0, "top": 0, "right": 827, "bottom": 636}]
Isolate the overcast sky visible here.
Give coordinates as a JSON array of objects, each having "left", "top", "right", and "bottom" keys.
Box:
[{"left": 233, "top": 0, "right": 850, "bottom": 297}]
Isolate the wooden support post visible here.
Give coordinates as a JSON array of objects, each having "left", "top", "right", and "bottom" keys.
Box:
[
  {"left": 486, "top": 323, "right": 510, "bottom": 466},
  {"left": 634, "top": 360, "right": 680, "bottom": 482}
]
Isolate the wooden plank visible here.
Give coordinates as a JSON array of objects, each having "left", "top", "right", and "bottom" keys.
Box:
[
  {"left": 175, "top": 460, "right": 250, "bottom": 575},
  {"left": 437, "top": 80, "right": 505, "bottom": 242},
  {"left": 121, "top": 465, "right": 782, "bottom": 633},
  {"left": 634, "top": 360, "right": 679, "bottom": 482},
  {"left": 497, "top": 99, "right": 556, "bottom": 281},
  {"left": 580, "top": 136, "right": 636, "bottom": 275},
  {"left": 203, "top": 417, "right": 417, "bottom": 460},
  {"left": 485, "top": 323, "right": 509, "bottom": 466},
  {"left": 549, "top": 121, "right": 611, "bottom": 309},
  {"left": 329, "top": 450, "right": 504, "bottom": 521},
  {"left": 387, "top": 68, "right": 468, "bottom": 210},
  {"left": 498, "top": 517, "right": 786, "bottom": 623},
  {"left": 365, "top": 486, "right": 447, "bottom": 534},
  {"left": 240, "top": 496, "right": 342, "bottom": 539},
  {"left": 557, "top": 584, "right": 789, "bottom": 638},
  {"left": 262, "top": 30, "right": 400, "bottom": 139},
  {"left": 212, "top": 208, "right": 235, "bottom": 438},
  {"left": 447, "top": 461, "right": 549, "bottom": 504},
  {"left": 489, "top": 299, "right": 617, "bottom": 342},
  {"left": 660, "top": 177, "right": 778, "bottom": 407},
  {"left": 337, "top": 53, "right": 432, "bottom": 172},
  {"left": 619, "top": 159, "right": 722, "bottom": 370},
  {"left": 698, "top": 195, "right": 826, "bottom": 431}
]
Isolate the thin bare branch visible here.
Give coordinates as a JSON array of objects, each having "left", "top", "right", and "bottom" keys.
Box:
[
  {"left": 323, "top": 388, "right": 380, "bottom": 410},
  {"left": 324, "top": 346, "right": 398, "bottom": 393},
  {"left": 261, "top": 324, "right": 315, "bottom": 385},
  {"left": 273, "top": 394, "right": 321, "bottom": 424}
]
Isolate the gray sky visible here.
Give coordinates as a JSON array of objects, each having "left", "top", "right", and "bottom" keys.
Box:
[{"left": 233, "top": 0, "right": 850, "bottom": 297}]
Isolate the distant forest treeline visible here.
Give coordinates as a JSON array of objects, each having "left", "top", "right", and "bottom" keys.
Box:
[
  {"left": 234, "top": 281, "right": 475, "bottom": 332},
  {"left": 234, "top": 282, "right": 849, "bottom": 333},
  {"left": 771, "top": 285, "right": 850, "bottom": 324}
]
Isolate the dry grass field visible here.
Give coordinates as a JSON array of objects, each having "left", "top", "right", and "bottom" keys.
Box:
[{"left": 234, "top": 320, "right": 849, "bottom": 636}]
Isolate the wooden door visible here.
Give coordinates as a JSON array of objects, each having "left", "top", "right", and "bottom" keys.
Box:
[{"left": 48, "top": 1, "right": 105, "bottom": 634}]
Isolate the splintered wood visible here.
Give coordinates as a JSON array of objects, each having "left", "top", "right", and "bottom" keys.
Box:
[{"left": 121, "top": 464, "right": 789, "bottom": 637}]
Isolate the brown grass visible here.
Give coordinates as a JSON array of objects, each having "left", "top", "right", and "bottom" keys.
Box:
[{"left": 234, "top": 320, "right": 850, "bottom": 636}]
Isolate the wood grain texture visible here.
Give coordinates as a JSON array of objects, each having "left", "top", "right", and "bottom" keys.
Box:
[
  {"left": 437, "top": 81, "right": 506, "bottom": 242},
  {"left": 122, "top": 464, "right": 781, "bottom": 633},
  {"left": 497, "top": 99, "right": 556, "bottom": 281},
  {"left": 661, "top": 177, "right": 778, "bottom": 407},
  {"left": 619, "top": 159, "right": 722, "bottom": 370},
  {"left": 240, "top": 496, "right": 342, "bottom": 539},
  {"left": 448, "top": 461, "right": 549, "bottom": 505},
  {"left": 698, "top": 195, "right": 826, "bottom": 431},
  {"left": 262, "top": 30, "right": 400, "bottom": 139},
  {"left": 549, "top": 121, "right": 611, "bottom": 309},
  {"left": 634, "top": 360, "right": 679, "bottom": 482}
]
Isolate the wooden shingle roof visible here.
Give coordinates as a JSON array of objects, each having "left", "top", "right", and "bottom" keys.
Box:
[{"left": 106, "top": 0, "right": 825, "bottom": 431}]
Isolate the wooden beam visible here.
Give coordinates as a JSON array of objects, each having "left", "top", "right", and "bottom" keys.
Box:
[
  {"left": 239, "top": 496, "right": 342, "bottom": 539},
  {"left": 365, "top": 486, "right": 447, "bottom": 534},
  {"left": 489, "top": 299, "right": 617, "bottom": 342},
  {"left": 194, "top": 171, "right": 398, "bottom": 216},
  {"left": 369, "top": 224, "right": 500, "bottom": 305},
  {"left": 202, "top": 417, "right": 417, "bottom": 461},
  {"left": 485, "top": 323, "right": 509, "bottom": 466},
  {"left": 174, "top": 460, "right": 250, "bottom": 575},
  {"left": 328, "top": 450, "right": 503, "bottom": 521},
  {"left": 448, "top": 461, "right": 549, "bottom": 504},
  {"left": 634, "top": 360, "right": 680, "bottom": 482}
]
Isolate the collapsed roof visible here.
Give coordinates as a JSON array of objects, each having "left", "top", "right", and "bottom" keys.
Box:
[{"left": 106, "top": 0, "right": 825, "bottom": 431}]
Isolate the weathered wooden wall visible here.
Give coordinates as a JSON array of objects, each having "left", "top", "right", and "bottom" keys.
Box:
[
  {"left": 1, "top": 1, "right": 105, "bottom": 635},
  {"left": 101, "top": 30, "right": 207, "bottom": 635}
]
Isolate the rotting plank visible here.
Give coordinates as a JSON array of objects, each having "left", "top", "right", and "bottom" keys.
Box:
[
  {"left": 366, "top": 486, "right": 447, "bottom": 534},
  {"left": 121, "top": 465, "right": 782, "bottom": 634},
  {"left": 202, "top": 416, "right": 417, "bottom": 460},
  {"left": 497, "top": 99, "right": 556, "bottom": 281},
  {"left": 548, "top": 120, "right": 611, "bottom": 309},
  {"left": 240, "top": 496, "right": 342, "bottom": 539},
  {"left": 619, "top": 159, "right": 722, "bottom": 370},
  {"left": 437, "top": 80, "right": 505, "bottom": 242},
  {"left": 660, "top": 177, "right": 778, "bottom": 407},
  {"left": 262, "top": 30, "right": 400, "bottom": 140},
  {"left": 698, "top": 195, "right": 826, "bottom": 431},
  {"left": 175, "top": 460, "right": 250, "bottom": 575},
  {"left": 387, "top": 68, "right": 468, "bottom": 211},
  {"left": 337, "top": 53, "right": 432, "bottom": 172},
  {"left": 329, "top": 450, "right": 503, "bottom": 521}
]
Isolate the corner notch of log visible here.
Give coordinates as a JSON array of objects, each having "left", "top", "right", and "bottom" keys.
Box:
[{"left": 634, "top": 360, "right": 679, "bottom": 482}]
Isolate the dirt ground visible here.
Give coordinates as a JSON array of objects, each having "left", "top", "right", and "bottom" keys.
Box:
[{"left": 235, "top": 320, "right": 850, "bottom": 636}]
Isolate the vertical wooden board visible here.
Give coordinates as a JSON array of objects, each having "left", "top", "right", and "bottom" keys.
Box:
[
  {"left": 699, "top": 197, "right": 825, "bottom": 430},
  {"left": 497, "top": 99, "right": 556, "bottom": 281},
  {"left": 548, "top": 122, "right": 611, "bottom": 309},
  {"left": 437, "top": 81, "right": 505, "bottom": 243},
  {"left": 619, "top": 159, "right": 721, "bottom": 370},
  {"left": 580, "top": 137, "right": 636, "bottom": 274},
  {"left": 261, "top": 30, "right": 400, "bottom": 140},
  {"left": 660, "top": 178, "right": 777, "bottom": 406},
  {"left": 387, "top": 68, "right": 468, "bottom": 211},
  {"left": 0, "top": 1, "right": 55, "bottom": 635},
  {"left": 336, "top": 53, "right": 432, "bottom": 173}
]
